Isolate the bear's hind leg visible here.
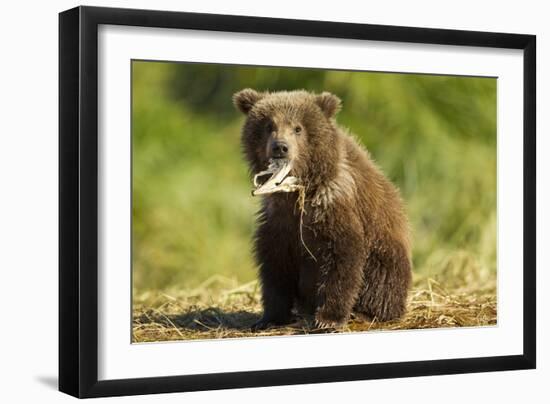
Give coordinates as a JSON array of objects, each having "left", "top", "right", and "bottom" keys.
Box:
[{"left": 354, "top": 243, "right": 411, "bottom": 322}]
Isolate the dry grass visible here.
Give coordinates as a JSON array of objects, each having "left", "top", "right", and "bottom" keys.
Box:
[{"left": 132, "top": 275, "right": 496, "bottom": 343}]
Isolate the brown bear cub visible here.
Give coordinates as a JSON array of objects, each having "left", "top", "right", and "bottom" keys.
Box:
[{"left": 233, "top": 89, "right": 412, "bottom": 330}]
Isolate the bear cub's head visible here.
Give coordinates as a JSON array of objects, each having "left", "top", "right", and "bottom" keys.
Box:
[{"left": 233, "top": 89, "right": 342, "bottom": 193}]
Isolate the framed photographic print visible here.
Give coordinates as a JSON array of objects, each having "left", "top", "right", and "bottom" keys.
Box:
[{"left": 59, "top": 5, "right": 536, "bottom": 398}]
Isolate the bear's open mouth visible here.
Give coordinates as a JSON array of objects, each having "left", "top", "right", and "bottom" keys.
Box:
[{"left": 252, "top": 159, "right": 301, "bottom": 196}]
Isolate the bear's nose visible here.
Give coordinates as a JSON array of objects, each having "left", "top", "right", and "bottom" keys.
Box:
[{"left": 271, "top": 141, "right": 289, "bottom": 158}]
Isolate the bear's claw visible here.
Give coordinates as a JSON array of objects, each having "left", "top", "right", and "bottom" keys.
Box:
[
  {"left": 251, "top": 317, "right": 275, "bottom": 331},
  {"left": 314, "top": 314, "right": 347, "bottom": 330}
]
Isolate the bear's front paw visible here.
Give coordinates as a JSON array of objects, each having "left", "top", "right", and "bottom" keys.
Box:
[
  {"left": 314, "top": 311, "right": 348, "bottom": 330},
  {"left": 251, "top": 317, "right": 273, "bottom": 331},
  {"left": 251, "top": 315, "right": 294, "bottom": 331}
]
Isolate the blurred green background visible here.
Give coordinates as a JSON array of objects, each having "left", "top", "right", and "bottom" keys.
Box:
[{"left": 132, "top": 60, "right": 496, "bottom": 294}]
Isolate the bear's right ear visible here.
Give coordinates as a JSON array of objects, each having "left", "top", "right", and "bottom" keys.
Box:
[{"left": 233, "top": 89, "right": 264, "bottom": 114}]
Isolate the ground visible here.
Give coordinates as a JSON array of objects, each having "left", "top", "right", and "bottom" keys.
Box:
[{"left": 132, "top": 276, "right": 496, "bottom": 342}]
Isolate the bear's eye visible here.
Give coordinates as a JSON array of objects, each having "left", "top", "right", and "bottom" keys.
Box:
[
  {"left": 294, "top": 125, "right": 302, "bottom": 134},
  {"left": 266, "top": 122, "right": 275, "bottom": 133}
]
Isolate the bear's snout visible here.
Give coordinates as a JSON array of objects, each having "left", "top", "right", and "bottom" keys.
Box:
[{"left": 270, "top": 141, "right": 290, "bottom": 159}]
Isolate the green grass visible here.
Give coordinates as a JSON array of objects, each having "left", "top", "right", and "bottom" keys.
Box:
[{"left": 131, "top": 60, "right": 497, "bottom": 295}]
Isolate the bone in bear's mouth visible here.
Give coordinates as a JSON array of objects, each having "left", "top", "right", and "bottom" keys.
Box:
[{"left": 252, "top": 159, "right": 301, "bottom": 196}]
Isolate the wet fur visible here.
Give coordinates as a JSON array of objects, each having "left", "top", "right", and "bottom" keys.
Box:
[{"left": 234, "top": 89, "right": 412, "bottom": 328}]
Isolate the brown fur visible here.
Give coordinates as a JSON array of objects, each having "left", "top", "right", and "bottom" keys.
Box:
[{"left": 233, "top": 89, "right": 412, "bottom": 329}]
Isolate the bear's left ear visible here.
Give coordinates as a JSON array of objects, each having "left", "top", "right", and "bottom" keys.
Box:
[
  {"left": 315, "top": 92, "right": 342, "bottom": 118},
  {"left": 233, "top": 89, "right": 264, "bottom": 114}
]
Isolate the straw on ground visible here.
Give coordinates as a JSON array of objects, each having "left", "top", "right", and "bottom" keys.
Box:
[{"left": 132, "top": 276, "right": 496, "bottom": 342}]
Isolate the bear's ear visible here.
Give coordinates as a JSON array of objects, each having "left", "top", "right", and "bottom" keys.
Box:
[
  {"left": 315, "top": 92, "right": 341, "bottom": 118},
  {"left": 233, "top": 89, "right": 264, "bottom": 114}
]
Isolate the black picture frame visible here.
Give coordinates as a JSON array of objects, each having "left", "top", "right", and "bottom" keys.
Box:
[{"left": 59, "top": 5, "right": 536, "bottom": 398}]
